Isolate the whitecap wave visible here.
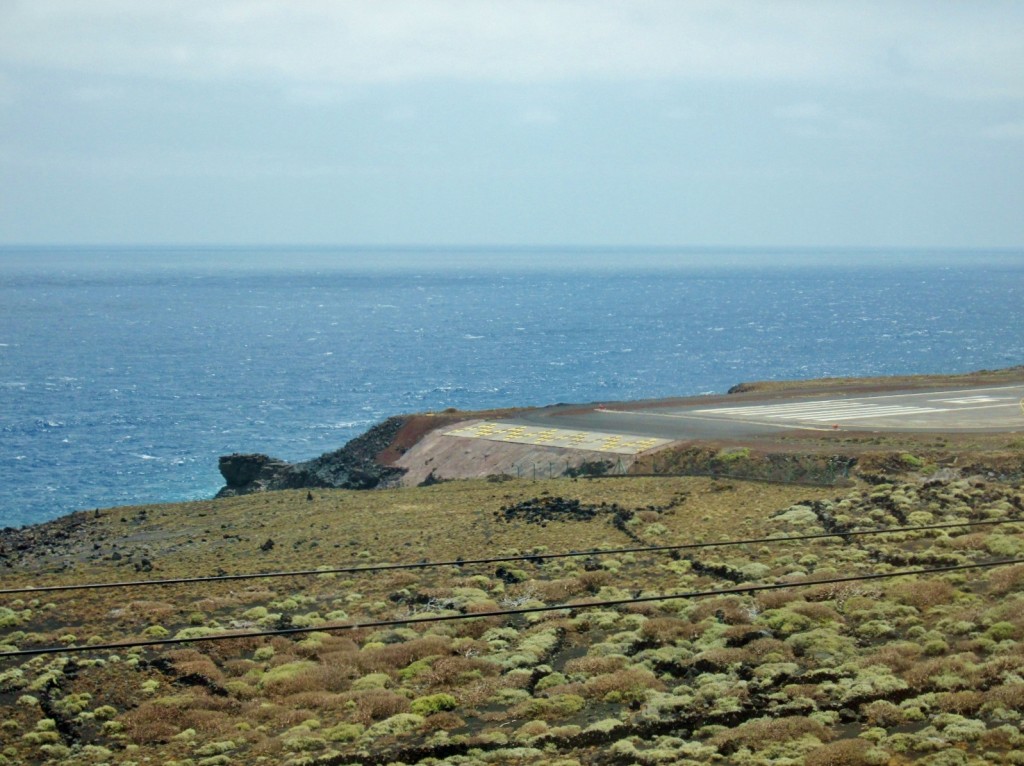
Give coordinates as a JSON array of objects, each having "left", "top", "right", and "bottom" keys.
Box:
[{"left": 308, "top": 420, "right": 373, "bottom": 431}]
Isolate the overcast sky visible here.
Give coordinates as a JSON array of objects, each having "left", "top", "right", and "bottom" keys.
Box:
[{"left": 1, "top": 1, "right": 1023, "bottom": 248}]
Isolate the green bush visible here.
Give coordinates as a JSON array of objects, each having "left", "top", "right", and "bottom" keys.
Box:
[
  {"left": 258, "top": 660, "right": 317, "bottom": 690},
  {"left": 410, "top": 693, "right": 458, "bottom": 716},
  {"left": 518, "top": 694, "right": 586, "bottom": 720},
  {"left": 987, "top": 621, "right": 1016, "bottom": 641},
  {"left": 363, "top": 713, "right": 425, "bottom": 738},
  {"left": 325, "top": 722, "right": 364, "bottom": 742}
]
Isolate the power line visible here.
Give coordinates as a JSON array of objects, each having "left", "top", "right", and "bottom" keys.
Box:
[
  {"left": 1, "top": 517, "right": 1014, "bottom": 596},
  {"left": 3, "top": 557, "right": 1021, "bottom": 659}
]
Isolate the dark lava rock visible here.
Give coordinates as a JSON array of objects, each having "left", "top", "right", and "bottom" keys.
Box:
[
  {"left": 496, "top": 496, "right": 621, "bottom": 525},
  {"left": 216, "top": 416, "right": 409, "bottom": 498},
  {"left": 218, "top": 454, "right": 292, "bottom": 495},
  {"left": 0, "top": 511, "right": 96, "bottom": 569}
]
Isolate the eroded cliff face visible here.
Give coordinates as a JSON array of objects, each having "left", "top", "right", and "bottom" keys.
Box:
[{"left": 216, "top": 416, "right": 409, "bottom": 497}]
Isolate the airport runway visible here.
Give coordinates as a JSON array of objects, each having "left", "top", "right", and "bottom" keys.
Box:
[{"left": 479, "top": 384, "right": 1024, "bottom": 450}]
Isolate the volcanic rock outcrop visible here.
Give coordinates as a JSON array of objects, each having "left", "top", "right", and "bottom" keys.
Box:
[{"left": 216, "top": 416, "right": 408, "bottom": 497}]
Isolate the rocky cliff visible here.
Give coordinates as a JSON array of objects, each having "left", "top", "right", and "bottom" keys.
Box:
[{"left": 216, "top": 416, "right": 409, "bottom": 497}]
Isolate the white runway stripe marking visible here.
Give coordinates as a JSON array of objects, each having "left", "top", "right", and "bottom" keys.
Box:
[
  {"left": 820, "top": 407, "right": 946, "bottom": 421},
  {"left": 694, "top": 401, "right": 949, "bottom": 422},
  {"left": 698, "top": 401, "right": 872, "bottom": 414}
]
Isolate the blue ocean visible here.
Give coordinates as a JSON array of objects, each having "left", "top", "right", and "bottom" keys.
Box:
[{"left": 1, "top": 248, "right": 1022, "bottom": 528}]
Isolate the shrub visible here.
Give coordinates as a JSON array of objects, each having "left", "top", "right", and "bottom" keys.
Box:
[
  {"left": 790, "top": 601, "right": 842, "bottom": 624},
  {"left": 0, "top": 607, "right": 24, "bottom": 629},
  {"left": 826, "top": 665, "right": 908, "bottom": 706},
  {"left": 932, "top": 713, "right": 988, "bottom": 742},
  {"left": 421, "top": 711, "right": 465, "bottom": 732},
  {"left": 757, "top": 608, "right": 816, "bottom": 636},
  {"left": 563, "top": 655, "right": 626, "bottom": 679},
  {"left": 639, "top": 691, "right": 697, "bottom": 722},
  {"left": 194, "top": 740, "right": 236, "bottom": 756},
  {"left": 347, "top": 689, "right": 411, "bottom": 723},
  {"left": 514, "top": 720, "right": 550, "bottom": 741},
  {"left": 899, "top": 453, "right": 924, "bottom": 468},
  {"left": 173, "top": 626, "right": 220, "bottom": 640},
  {"left": 516, "top": 694, "right": 586, "bottom": 720},
  {"left": 988, "top": 564, "right": 1024, "bottom": 595},
  {"left": 583, "top": 668, "right": 665, "bottom": 704},
  {"left": 693, "top": 597, "right": 754, "bottom": 625},
  {"left": 363, "top": 713, "right": 425, "bottom": 739},
  {"left": 535, "top": 672, "right": 569, "bottom": 691},
  {"left": 351, "top": 672, "right": 391, "bottom": 691},
  {"left": 986, "top": 683, "right": 1024, "bottom": 712},
  {"left": 92, "top": 705, "right": 118, "bottom": 721},
  {"left": 861, "top": 699, "right": 907, "bottom": 727},
  {"left": 585, "top": 718, "right": 625, "bottom": 734},
  {"left": 710, "top": 715, "right": 832, "bottom": 753},
  {"left": 889, "top": 579, "right": 955, "bottom": 611},
  {"left": 395, "top": 657, "right": 433, "bottom": 681},
  {"left": 935, "top": 692, "right": 987, "bottom": 718},
  {"left": 410, "top": 693, "right": 458, "bottom": 716},
  {"left": 355, "top": 635, "right": 452, "bottom": 674},
  {"left": 987, "top": 621, "right": 1017, "bottom": 641},
  {"left": 804, "top": 739, "right": 882, "bottom": 766},
  {"left": 0, "top": 668, "right": 26, "bottom": 693},
  {"left": 324, "top": 723, "right": 364, "bottom": 742},
  {"left": 425, "top": 655, "right": 500, "bottom": 687},
  {"left": 257, "top": 660, "right": 318, "bottom": 693},
  {"left": 986, "top": 535, "right": 1024, "bottom": 557},
  {"left": 786, "top": 628, "right": 859, "bottom": 663}
]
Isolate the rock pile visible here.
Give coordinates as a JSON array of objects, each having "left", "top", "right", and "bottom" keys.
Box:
[{"left": 494, "top": 496, "right": 626, "bottom": 525}]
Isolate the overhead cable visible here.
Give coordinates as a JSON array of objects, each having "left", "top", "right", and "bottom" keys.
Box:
[
  {"left": 0, "top": 517, "right": 1015, "bottom": 597},
  {"left": 2, "top": 556, "right": 1021, "bottom": 659}
]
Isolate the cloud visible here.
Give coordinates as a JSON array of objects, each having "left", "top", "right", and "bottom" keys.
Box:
[
  {"left": 518, "top": 107, "right": 559, "bottom": 126},
  {"left": 70, "top": 84, "right": 128, "bottom": 103},
  {"left": 0, "top": 144, "right": 381, "bottom": 180},
  {"left": 983, "top": 121, "right": 1024, "bottom": 140},
  {"left": 773, "top": 103, "right": 826, "bottom": 121},
  {"left": 1, "top": 0, "right": 1021, "bottom": 99},
  {"left": 773, "top": 102, "right": 881, "bottom": 139},
  {"left": 0, "top": 72, "right": 17, "bottom": 105}
]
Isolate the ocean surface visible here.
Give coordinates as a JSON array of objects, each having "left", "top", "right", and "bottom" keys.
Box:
[{"left": 1, "top": 247, "right": 1022, "bottom": 528}]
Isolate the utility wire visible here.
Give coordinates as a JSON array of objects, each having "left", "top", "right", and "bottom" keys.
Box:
[
  {"left": 0, "top": 517, "right": 1015, "bottom": 597},
  {"left": 3, "top": 557, "right": 1022, "bottom": 659}
]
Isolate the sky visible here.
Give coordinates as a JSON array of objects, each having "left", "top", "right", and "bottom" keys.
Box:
[{"left": 1, "top": 1, "right": 1023, "bottom": 248}]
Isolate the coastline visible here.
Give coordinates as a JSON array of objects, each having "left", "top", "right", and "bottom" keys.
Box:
[{"left": 1, "top": 367, "right": 1023, "bottom": 765}]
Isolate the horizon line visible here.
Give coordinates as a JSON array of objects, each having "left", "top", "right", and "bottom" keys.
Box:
[{"left": 2, "top": 243, "right": 1023, "bottom": 253}]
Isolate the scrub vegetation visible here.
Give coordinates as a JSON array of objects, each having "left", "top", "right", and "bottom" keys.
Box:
[{"left": 2, "top": 469, "right": 1024, "bottom": 765}]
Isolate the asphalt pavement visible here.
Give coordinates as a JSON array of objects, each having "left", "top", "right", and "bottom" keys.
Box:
[{"left": 507, "top": 384, "right": 1024, "bottom": 443}]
